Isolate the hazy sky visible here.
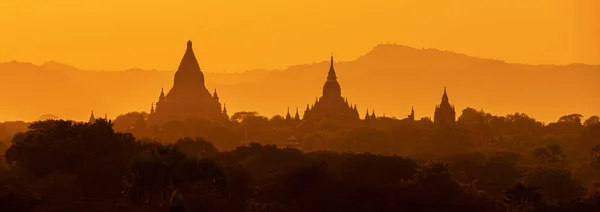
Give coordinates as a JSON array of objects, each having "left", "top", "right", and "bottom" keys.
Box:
[{"left": 1, "top": 0, "right": 599, "bottom": 72}]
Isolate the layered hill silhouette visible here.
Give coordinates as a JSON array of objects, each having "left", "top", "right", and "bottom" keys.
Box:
[{"left": 1, "top": 44, "right": 598, "bottom": 122}]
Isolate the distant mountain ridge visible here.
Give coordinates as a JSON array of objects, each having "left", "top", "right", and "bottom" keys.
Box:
[{"left": 0, "top": 44, "right": 598, "bottom": 122}]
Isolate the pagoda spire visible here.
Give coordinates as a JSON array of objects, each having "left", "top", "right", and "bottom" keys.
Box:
[
  {"left": 434, "top": 87, "right": 456, "bottom": 125},
  {"left": 371, "top": 109, "right": 376, "bottom": 120},
  {"left": 285, "top": 107, "right": 292, "bottom": 120},
  {"left": 171, "top": 40, "right": 206, "bottom": 93},
  {"left": 327, "top": 54, "right": 337, "bottom": 81},
  {"left": 323, "top": 55, "right": 342, "bottom": 97},
  {"left": 303, "top": 104, "right": 310, "bottom": 119},
  {"left": 178, "top": 40, "right": 201, "bottom": 72},
  {"left": 294, "top": 107, "right": 300, "bottom": 121},
  {"left": 365, "top": 109, "right": 370, "bottom": 120},
  {"left": 159, "top": 87, "right": 165, "bottom": 99},
  {"left": 150, "top": 103, "right": 155, "bottom": 114},
  {"left": 223, "top": 103, "right": 228, "bottom": 117},
  {"left": 441, "top": 86, "right": 449, "bottom": 105},
  {"left": 88, "top": 110, "right": 95, "bottom": 123},
  {"left": 213, "top": 89, "right": 219, "bottom": 100}
]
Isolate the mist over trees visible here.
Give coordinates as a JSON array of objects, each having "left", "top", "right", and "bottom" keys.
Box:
[
  {"left": 0, "top": 108, "right": 599, "bottom": 211},
  {"left": 1, "top": 44, "right": 599, "bottom": 123},
  {"left": 1, "top": 40, "right": 599, "bottom": 211}
]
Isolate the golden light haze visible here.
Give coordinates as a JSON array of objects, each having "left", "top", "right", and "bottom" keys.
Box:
[
  {"left": 0, "top": 0, "right": 598, "bottom": 123},
  {"left": 1, "top": 0, "right": 599, "bottom": 72}
]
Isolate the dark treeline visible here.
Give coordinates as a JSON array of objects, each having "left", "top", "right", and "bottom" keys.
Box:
[{"left": 0, "top": 109, "right": 600, "bottom": 211}]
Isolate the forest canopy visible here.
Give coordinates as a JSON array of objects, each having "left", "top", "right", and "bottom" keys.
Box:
[{"left": 0, "top": 110, "right": 599, "bottom": 211}]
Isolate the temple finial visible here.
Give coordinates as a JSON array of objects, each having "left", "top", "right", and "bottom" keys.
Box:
[
  {"left": 88, "top": 110, "right": 96, "bottom": 123},
  {"left": 441, "top": 86, "right": 449, "bottom": 104},
  {"left": 330, "top": 53, "right": 334, "bottom": 69},
  {"left": 294, "top": 107, "right": 300, "bottom": 120}
]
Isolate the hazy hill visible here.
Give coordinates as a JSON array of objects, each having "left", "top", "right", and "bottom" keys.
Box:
[{"left": 0, "top": 44, "right": 598, "bottom": 123}]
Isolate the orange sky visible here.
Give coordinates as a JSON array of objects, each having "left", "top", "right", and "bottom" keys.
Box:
[{"left": 1, "top": 0, "right": 599, "bottom": 72}]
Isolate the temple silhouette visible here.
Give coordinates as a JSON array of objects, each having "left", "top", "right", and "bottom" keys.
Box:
[
  {"left": 87, "top": 110, "right": 108, "bottom": 123},
  {"left": 148, "top": 41, "right": 228, "bottom": 125},
  {"left": 140, "top": 41, "right": 461, "bottom": 126},
  {"left": 434, "top": 87, "right": 456, "bottom": 125},
  {"left": 301, "top": 56, "right": 360, "bottom": 123}
]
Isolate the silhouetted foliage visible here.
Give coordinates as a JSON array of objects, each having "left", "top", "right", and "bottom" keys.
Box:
[
  {"left": 175, "top": 137, "right": 218, "bottom": 159},
  {"left": 533, "top": 144, "right": 566, "bottom": 165},
  {"left": 112, "top": 112, "right": 148, "bottom": 133},
  {"left": 1, "top": 113, "right": 599, "bottom": 211},
  {"left": 591, "top": 144, "right": 600, "bottom": 174},
  {"left": 5, "top": 119, "right": 139, "bottom": 199},
  {"left": 504, "top": 182, "right": 542, "bottom": 211},
  {"left": 524, "top": 165, "right": 585, "bottom": 205},
  {"left": 584, "top": 116, "right": 600, "bottom": 127},
  {"left": 558, "top": 114, "right": 584, "bottom": 125}
]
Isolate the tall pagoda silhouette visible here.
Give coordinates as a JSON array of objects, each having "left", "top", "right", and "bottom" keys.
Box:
[
  {"left": 149, "top": 41, "right": 228, "bottom": 125},
  {"left": 302, "top": 55, "right": 360, "bottom": 123},
  {"left": 434, "top": 87, "right": 456, "bottom": 125}
]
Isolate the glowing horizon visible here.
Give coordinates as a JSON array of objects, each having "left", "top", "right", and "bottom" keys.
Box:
[
  {"left": 1, "top": 0, "right": 599, "bottom": 72},
  {"left": 0, "top": 0, "right": 598, "bottom": 123}
]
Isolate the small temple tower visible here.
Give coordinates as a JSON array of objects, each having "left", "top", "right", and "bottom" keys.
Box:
[
  {"left": 303, "top": 104, "right": 311, "bottom": 119},
  {"left": 285, "top": 107, "right": 292, "bottom": 121},
  {"left": 88, "top": 110, "right": 96, "bottom": 123},
  {"left": 150, "top": 103, "right": 155, "bottom": 115},
  {"left": 213, "top": 89, "right": 219, "bottom": 102},
  {"left": 223, "top": 103, "right": 228, "bottom": 118},
  {"left": 294, "top": 107, "right": 300, "bottom": 121},
  {"left": 301, "top": 55, "right": 360, "bottom": 123},
  {"left": 434, "top": 87, "right": 456, "bottom": 125},
  {"left": 148, "top": 41, "right": 228, "bottom": 125},
  {"left": 408, "top": 107, "right": 415, "bottom": 121}
]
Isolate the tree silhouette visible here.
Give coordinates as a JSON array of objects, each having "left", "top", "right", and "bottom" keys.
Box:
[
  {"left": 584, "top": 115, "right": 600, "bottom": 127},
  {"left": 5, "top": 119, "right": 139, "bottom": 198},
  {"left": 113, "top": 112, "right": 148, "bottom": 133},
  {"left": 533, "top": 144, "right": 566, "bottom": 165},
  {"left": 175, "top": 137, "right": 218, "bottom": 159},
  {"left": 231, "top": 111, "right": 259, "bottom": 123},
  {"left": 504, "top": 182, "right": 541, "bottom": 211},
  {"left": 591, "top": 144, "right": 600, "bottom": 174},
  {"left": 524, "top": 165, "right": 584, "bottom": 205},
  {"left": 558, "top": 114, "right": 584, "bottom": 125},
  {"left": 122, "top": 144, "right": 225, "bottom": 207}
]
